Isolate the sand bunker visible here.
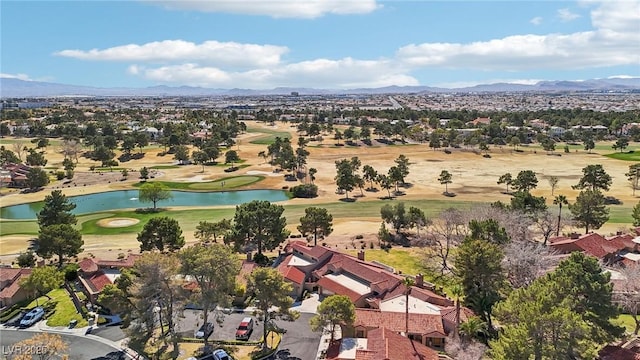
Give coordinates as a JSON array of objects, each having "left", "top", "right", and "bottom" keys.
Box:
[
  {"left": 97, "top": 218, "right": 140, "bottom": 228},
  {"left": 246, "top": 170, "right": 282, "bottom": 177}
]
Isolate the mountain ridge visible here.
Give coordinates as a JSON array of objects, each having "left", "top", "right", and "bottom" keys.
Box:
[{"left": 1, "top": 77, "right": 639, "bottom": 98}]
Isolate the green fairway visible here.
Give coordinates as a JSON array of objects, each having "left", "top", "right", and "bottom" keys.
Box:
[
  {"left": 0, "top": 195, "right": 635, "bottom": 237},
  {"left": 247, "top": 126, "right": 291, "bottom": 145},
  {"left": 131, "top": 175, "right": 264, "bottom": 191},
  {"left": 1, "top": 197, "right": 474, "bottom": 236},
  {"left": 604, "top": 151, "right": 640, "bottom": 161}
]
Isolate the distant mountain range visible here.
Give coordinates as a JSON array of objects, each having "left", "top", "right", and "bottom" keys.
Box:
[{"left": 1, "top": 77, "right": 639, "bottom": 98}]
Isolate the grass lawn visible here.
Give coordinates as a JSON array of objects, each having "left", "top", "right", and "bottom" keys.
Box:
[
  {"left": 0, "top": 194, "right": 635, "bottom": 237},
  {"left": 27, "top": 288, "right": 88, "bottom": 328},
  {"left": 614, "top": 314, "right": 638, "bottom": 334},
  {"left": 247, "top": 126, "right": 291, "bottom": 145},
  {"left": 344, "top": 248, "right": 427, "bottom": 275},
  {"left": 604, "top": 151, "right": 640, "bottom": 161},
  {"left": 131, "top": 175, "right": 263, "bottom": 191}
]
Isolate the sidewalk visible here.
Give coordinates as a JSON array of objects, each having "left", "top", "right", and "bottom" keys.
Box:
[{"left": 315, "top": 326, "right": 340, "bottom": 360}]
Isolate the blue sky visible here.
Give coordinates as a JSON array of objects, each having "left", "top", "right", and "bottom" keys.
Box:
[{"left": 1, "top": 0, "right": 639, "bottom": 89}]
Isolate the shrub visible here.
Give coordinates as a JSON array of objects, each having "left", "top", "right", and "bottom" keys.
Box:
[
  {"left": 55, "top": 171, "right": 65, "bottom": 180},
  {"left": 290, "top": 184, "right": 318, "bottom": 198},
  {"left": 253, "top": 253, "right": 271, "bottom": 266},
  {"left": 355, "top": 234, "right": 364, "bottom": 239}
]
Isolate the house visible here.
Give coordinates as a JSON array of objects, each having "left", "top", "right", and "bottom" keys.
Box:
[
  {"left": 343, "top": 308, "right": 447, "bottom": 349},
  {"left": 469, "top": 117, "right": 491, "bottom": 127},
  {"left": 77, "top": 254, "right": 140, "bottom": 303},
  {"left": 328, "top": 327, "right": 439, "bottom": 360},
  {"left": 0, "top": 268, "right": 32, "bottom": 308},
  {"left": 2, "top": 163, "right": 32, "bottom": 188},
  {"left": 234, "top": 258, "right": 258, "bottom": 304},
  {"left": 599, "top": 337, "right": 640, "bottom": 360},
  {"left": 549, "top": 232, "right": 633, "bottom": 264},
  {"left": 275, "top": 242, "right": 465, "bottom": 350}
]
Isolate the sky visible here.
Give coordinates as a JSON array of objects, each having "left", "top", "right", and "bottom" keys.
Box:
[{"left": 1, "top": 0, "right": 639, "bottom": 89}]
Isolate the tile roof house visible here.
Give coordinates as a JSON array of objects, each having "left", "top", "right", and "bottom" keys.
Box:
[
  {"left": 77, "top": 254, "right": 140, "bottom": 303},
  {"left": 343, "top": 308, "right": 447, "bottom": 350},
  {"left": 0, "top": 268, "right": 32, "bottom": 308},
  {"left": 550, "top": 232, "right": 638, "bottom": 264},
  {"left": 275, "top": 241, "right": 465, "bottom": 350},
  {"left": 328, "top": 327, "right": 440, "bottom": 360}
]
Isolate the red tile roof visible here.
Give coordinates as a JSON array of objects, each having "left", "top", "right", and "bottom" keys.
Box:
[
  {"left": 599, "top": 345, "right": 640, "bottom": 360},
  {"left": 0, "top": 268, "right": 23, "bottom": 283},
  {"left": 317, "top": 276, "right": 367, "bottom": 303},
  {"left": 354, "top": 308, "right": 446, "bottom": 338},
  {"left": 237, "top": 260, "right": 258, "bottom": 286},
  {"left": 85, "top": 271, "right": 113, "bottom": 293},
  {"left": 78, "top": 258, "right": 99, "bottom": 273},
  {"left": 550, "top": 233, "right": 621, "bottom": 259},
  {"left": 0, "top": 269, "right": 31, "bottom": 299},
  {"left": 96, "top": 254, "right": 140, "bottom": 268},
  {"left": 440, "top": 306, "right": 475, "bottom": 325},
  {"left": 356, "top": 327, "right": 439, "bottom": 360}
]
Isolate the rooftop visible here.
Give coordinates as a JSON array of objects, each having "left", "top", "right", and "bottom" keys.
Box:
[{"left": 324, "top": 273, "right": 371, "bottom": 296}]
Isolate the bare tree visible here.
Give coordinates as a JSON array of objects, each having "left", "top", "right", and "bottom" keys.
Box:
[
  {"left": 533, "top": 210, "right": 557, "bottom": 245},
  {"left": 503, "top": 240, "right": 559, "bottom": 289},
  {"left": 548, "top": 175, "right": 559, "bottom": 196},
  {"left": 60, "top": 139, "right": 83, "bottom": 163},
  {"left": 465, "top": 205, "right": 534, "bottom": 242},
  {"left": 445, "top": 334, "right": 487, "bottom": 360},
  {"left": 615, "top": 265, "right": 640, "bottom": 335},
  {"left": 420, "top": 208, "right": 467, "bottom": 275},
  {"left": 12, "top": 141, "right": 26, "bottom": 161}
]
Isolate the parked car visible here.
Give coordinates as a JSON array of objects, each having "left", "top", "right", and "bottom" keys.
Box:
[
  {"left": 212, "top": 349, "right": 231, "bottom": 360},
  {"left": 195, "top": 322, "right": 214, "bottom": 339},
  {"left": 19, "top": 307, "right": 44, "bottom": 328},
  {"left": 235, "top": 317, "right": 254, "bottom": 340}
]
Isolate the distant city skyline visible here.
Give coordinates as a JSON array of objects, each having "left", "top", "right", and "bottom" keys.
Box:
[{"left": 1, "top": 0, "right": 639, "bottom": 89}]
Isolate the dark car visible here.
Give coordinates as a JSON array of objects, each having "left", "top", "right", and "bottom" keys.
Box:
[{"left": 195, "top": 322, "right": 214, "bottom": 339}]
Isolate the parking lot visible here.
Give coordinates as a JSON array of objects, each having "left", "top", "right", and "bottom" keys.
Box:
[
  {"left": 176, "top": 310, "right": 320, "bottom": 359},
  {"left": 176, "top": 310, "right": 263, "bottom": 342}
]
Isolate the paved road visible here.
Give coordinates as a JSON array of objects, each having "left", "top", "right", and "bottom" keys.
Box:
[
  {"left": 89, "top": 325, "right": 127, "bottom": 343},
  {"left": 275, "top": 313, "right": 320, "bottom": 360},
  {"left": 0, "top": 329, "right": 126, "bottom": 360}
]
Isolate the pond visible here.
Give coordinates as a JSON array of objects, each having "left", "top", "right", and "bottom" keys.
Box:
[{"left": 0, "top": 189, "right": 289, "bottom": 220}]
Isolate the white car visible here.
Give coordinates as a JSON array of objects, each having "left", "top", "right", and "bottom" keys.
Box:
[{"left": 20, "top": 307, "right": 44, "bottom": 328}]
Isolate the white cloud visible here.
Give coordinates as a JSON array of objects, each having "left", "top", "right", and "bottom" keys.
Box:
[
  {"left": 133, "top": 58, "right": 418, "bottom": 89},
  {"left": 557, "top": 8, "right": 581, "bottom": 22},
  {"left": 0, "top": 73, "right": 33, "bottom": 81},
  {"left": 145, "top": 0, "right": 380, "bottom": 18},
  {"left": 530, "top": 16, "right": 543, "bottom": 25},
  {"left": 397, "top": 0, "right": 640, "bottom": 71},
  {"left": 55, "top": 40, "right": 288, "bottom": 68}
]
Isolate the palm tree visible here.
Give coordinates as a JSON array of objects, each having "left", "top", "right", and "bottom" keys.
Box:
[
  {"left": 458, "top": 317, "right": 487, "bottom": 345},
  {"left": 402, "top": 277, "right": 415, "bottom": 337},
  {"left": 553, "top": 195, "right": 569, "bottom": 238},
  {"left": 451, "top": 284, "right": 464, "bottom": 338}
]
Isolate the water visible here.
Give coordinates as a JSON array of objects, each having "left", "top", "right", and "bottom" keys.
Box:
[{"left": 0, "top": 189, "right": 289, "bottom": 220}]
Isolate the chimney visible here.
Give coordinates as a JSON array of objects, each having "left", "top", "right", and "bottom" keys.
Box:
[
  {"left": 357, "top": 250, "right": 365, "bottom": 261},
  {"left": 415, "top": 273, "right": 424, "bottom": 288}
]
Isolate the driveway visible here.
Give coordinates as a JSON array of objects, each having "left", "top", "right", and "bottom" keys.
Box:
[{"left": 275, "top": 313, "right": 320, "bottom": 360}]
